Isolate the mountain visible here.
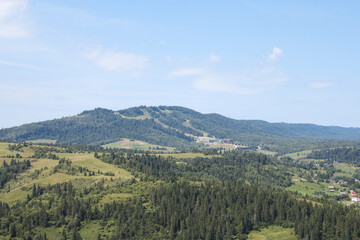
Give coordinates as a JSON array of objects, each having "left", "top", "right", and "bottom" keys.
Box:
[{"left": 1, "top": 106, "right": 360, "bottom": 151}]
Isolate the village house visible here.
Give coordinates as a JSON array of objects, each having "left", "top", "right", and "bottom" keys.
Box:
[
  {"left": 337, "top": 180, "right": 348, "bottom": 185},
  {"left": 352, "top": 196, "right": 360, "bottom": 202}
]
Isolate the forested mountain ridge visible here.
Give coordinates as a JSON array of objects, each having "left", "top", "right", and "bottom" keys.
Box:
[{"left": 1, "top": 106, "right": 360, "bottom": 150}]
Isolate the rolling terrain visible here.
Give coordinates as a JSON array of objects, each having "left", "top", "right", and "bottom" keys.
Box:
[
  {"left": 2, "top": 141, "right": 360, "bottom": 239},
  {"left": 1, "top": 106, "right": 360, "bottom": 154}
]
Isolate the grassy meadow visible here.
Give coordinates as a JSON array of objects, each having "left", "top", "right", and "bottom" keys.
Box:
[
  {"left": 248, "top": 225, "right": 297, "bottom": 240},
  {"left": 0, "top": 142, "right": 133, "bottom": 205},
  {"left": 102, "top": 138, "right": 175, "bottom": 151}
]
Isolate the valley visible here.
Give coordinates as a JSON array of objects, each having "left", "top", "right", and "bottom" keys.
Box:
[
  {"left": 2, "top": 107, "right": 360, "bottom": 239},
  {"left": 1, "top": 136, "right": 360, "bottom": 239}
]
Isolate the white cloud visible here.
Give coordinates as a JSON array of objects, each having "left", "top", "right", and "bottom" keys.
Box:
[
  {"left": 166, "top": 56, "right": 173, "bottom": 62},
  {"left": 157, "top": 40, "right": 167, "bottom": 45},
  {"left": 192, "top": 66, "right": 287, "bottom": 94},
  {"left": 209, "top": 53, "right": 220, "bottom": 63},
  {"left": 0, "top": 0, "right": 29, "bottom": 38},
  {"left": 268, "top": 47, "right": 283, "bottom": 61},
  {"left": 84, "top": 45, "right": 148, "bottom": 71},
  {"left": 170, "top": 48, "right": 288, "bottom": 94},
  {"left": 170, "top": 68, "right": 204, "bottom": 77},
  {"left": 309, "top": 82, "right": 334, "bottom": 89}
]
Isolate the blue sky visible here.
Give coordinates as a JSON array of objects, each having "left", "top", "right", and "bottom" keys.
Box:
[{"left": 1, "top": 0, "right": 360, "bottom": 128}]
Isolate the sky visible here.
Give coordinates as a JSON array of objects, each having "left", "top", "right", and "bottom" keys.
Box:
[{"left": 1, "top": 0, "right": 360, "bottom": 128}]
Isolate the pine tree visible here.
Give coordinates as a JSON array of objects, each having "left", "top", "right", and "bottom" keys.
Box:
[{"left": 9, "top": 223, "right": 16, "bottom": 237}]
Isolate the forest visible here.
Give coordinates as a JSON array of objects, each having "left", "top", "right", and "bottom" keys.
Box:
[
  {"left": 2, "top": 106, "right": 360, "bottom": 153},
  {"left": 2, "top": 179, "right": 360, "bottom": 239},
  {"left": 308, "top": 147, "right": 360, "bottom": 166},
  {"left": 1, "top": 141, "right": 360, "bottom": 239}
]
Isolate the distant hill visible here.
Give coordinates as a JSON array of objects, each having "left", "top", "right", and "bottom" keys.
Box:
[{"left": 1, "top": 106, "right": 360, "bottom": 151}]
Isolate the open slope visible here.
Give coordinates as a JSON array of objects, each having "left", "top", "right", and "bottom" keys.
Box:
[{"left": 1, "top": 106, "right": 360, "bottom": 151}]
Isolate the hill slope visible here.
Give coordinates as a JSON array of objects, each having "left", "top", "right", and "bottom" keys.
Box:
[{"left": 1, "top": 106, "right": 360, "bottom": 150}]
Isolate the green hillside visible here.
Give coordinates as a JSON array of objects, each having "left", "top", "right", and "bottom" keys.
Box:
[
  {"left": 1, "top": 106, "right": 360, "bottom": 152},
  {"left": 2, "top": 141, "right": 360, "bottom": 239}
]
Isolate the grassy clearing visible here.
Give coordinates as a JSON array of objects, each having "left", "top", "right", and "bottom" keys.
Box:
[
  {"left": 159, "top": 152, "right": 221, "bottom": 159},
  {"left": 57, "top": 152, "right": 133, "bottom": 179},
  {"left": 287, "top": 180, "right": 348, "bottom": 199},
  {"left": 256, "top": 149, "right": 277, "bottom": 156},
  {"left": 333, "top": 163, "right": 358, "bottom": 179},
  {"left": 0, "top": 188, "right": 30, "bottom": 205},
  {"left": 0, "top": 142, "right": 13, "bottom": 156},
  {"left": 99, "top": 193, "right": 134, "bottom": 205},
  {"left": 117, "top": 109, "right": 152, "bottom": 120},
  {"left": 334, "top": 163, "right": 357, "bottom": 174},
  {"left": 287, "top": 180, "right": 318, "bottom": 195},
  {"left": 183, "top": 119, "right": 210, "bottom": 137},
  {"left": 32, "top": 226, "right": 62, "bottom": 239},
  {"left": 248, "top": 225, "right": 297, "bottom": 240},
  {"left": 0, "top": 148, "right": 134, "bottom": 204},
  {"left": 27, "top": 139, "right": 57, "bottom": 144},
  {"left": 79, "top": 221, "right": 116, "bottom": 240},
  {"left": 79, "top": 222, "right": 102, "bottom": 240},
  {"left": 0, "top": 173, "right": 80, "bottom": 204},
  {"left": 33, "top": 173, "right": 79, "bottom": 185},
  {"left": 102, "top": 138, "right": 174, "bottom": 151},
  {"left": 0, "top": 142, "right": 35, "bottom": 162},
  {"left": 285, "top": 150, "right": 311, "bottom": 160},
  {"left": 1, "top": 170, "right": 132, "bottom": 204},
  {"left": 29, "top": 158, "right": 58, "bottom": 172},
  {"left": 334, "top": 172, "right": 353, "bottom": 178},
  {"left": 208, "top": 143, "right": 237, "bottom": 150}
]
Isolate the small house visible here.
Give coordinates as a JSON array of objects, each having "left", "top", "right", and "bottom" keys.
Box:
[{"left": 352, "top": 196, "right": 360, "bottom": 202}]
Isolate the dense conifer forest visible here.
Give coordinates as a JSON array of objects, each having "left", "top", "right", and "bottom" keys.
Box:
[
  {"left": 308, "top": 147, "right": 360, "bottom": 166},
  {"left": 1, "top": 142, "right": 360, "bottom": 239}
]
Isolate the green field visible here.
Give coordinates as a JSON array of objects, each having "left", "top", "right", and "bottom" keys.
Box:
[
  {"left": 102, "top": 138, "right": 175, "bottom": 151},
  {"left": 286, "top": 179, "right": 349, "bottom": 200},
  {"left": 334, "top": 163, "right": 357, "bottom": 174},
  {"left": 208, "top": 143, "right": 237, "bottom": 150},
  {"left": 0, "top": 142, "right": 35, "bottom": 165},
  {"left": 248, "top": 226, "right": 297, "bottom": 240},
  {"left": 0, "top": 144, "right": 134, "bottom": 204},
  {"left": 56, "top": 152, "right": 133, "bottom": 179},
  {"left": 285, "top": 150, "right": 311, "bottom": 160}
]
